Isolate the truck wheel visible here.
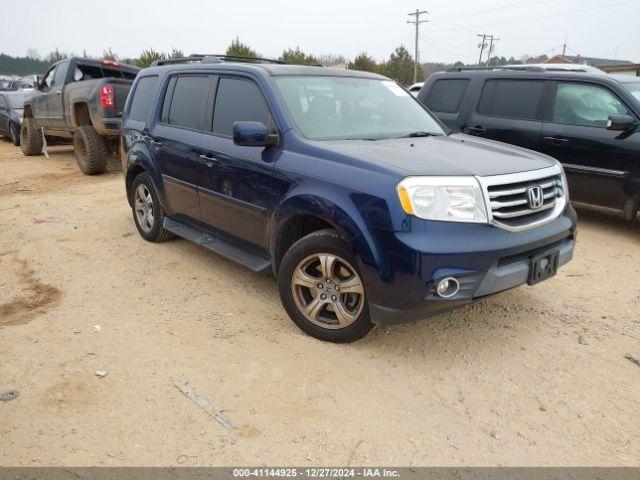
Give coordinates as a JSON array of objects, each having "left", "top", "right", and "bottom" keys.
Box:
[
  {"left": 73, "top": 126, "right": 107, "bottom": 175},
  {"left": 9, "top": 123, "right": 20, "bottom": 146},
  {"left": 130, "top": 173, "right": 173, "bottom": 242},
  {"left": 20, "top": 118, "right": 43, "bottom": 155},
  {"left": 278, "top": 229, "right": 374, "bottom": 343}
]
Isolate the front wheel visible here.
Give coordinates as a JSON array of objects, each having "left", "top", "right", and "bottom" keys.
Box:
[
  {"left": 278, "top": 229, "right": 374, "bottom": 343},
  {"left": 20, "top": 118, "right": 43, "bottom": 155}
]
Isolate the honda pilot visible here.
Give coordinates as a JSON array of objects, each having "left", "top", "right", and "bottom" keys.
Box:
[{"left": 121, "top": 55, "right": 577, "bottom": 343}]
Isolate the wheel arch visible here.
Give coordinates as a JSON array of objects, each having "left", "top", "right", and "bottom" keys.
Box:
[
  {"left": 124, "top": 143, "right": 165, "bottom": 208},
  {"left": 270, "top": 194, "right": 381, "bottom": 277},
  {"left": 71, "top": 102, "right": 92, "bottom": 128}
]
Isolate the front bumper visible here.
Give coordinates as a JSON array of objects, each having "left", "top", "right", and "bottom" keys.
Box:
[{"left": 358, "top": 206, "right": 577, "bottom": 325}]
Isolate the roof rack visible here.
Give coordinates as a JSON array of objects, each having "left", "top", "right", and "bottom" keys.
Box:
[
  {"left": 151, "top": 54, "right": 286, "bottom": 67},
  {"left": 446, "top": 65, "right": 588, "bottom": 73}
]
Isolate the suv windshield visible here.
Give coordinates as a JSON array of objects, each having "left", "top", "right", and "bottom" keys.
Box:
[
  {"left": 622, "top": 82, "right": 640, "bottom": 102},
  {"left": 274, "top": 76, "right": 445, "bottom": 140}
]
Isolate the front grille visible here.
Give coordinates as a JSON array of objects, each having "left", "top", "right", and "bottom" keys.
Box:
[{"left": 483, "top": 169, "right": 565, "bottom": 231}]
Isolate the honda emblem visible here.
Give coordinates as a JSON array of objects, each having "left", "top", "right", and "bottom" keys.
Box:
[{"left": 527, "top": 186, "right": 544, "bottom": 209}]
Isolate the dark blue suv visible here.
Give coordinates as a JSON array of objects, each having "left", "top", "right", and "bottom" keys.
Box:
[{"left": 121, "top": 55, "right": 577, "bottom": 342}]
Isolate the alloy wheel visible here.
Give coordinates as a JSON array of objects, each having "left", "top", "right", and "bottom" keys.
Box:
[
  {"left": 291, "top": 253, "right": 365, "bottom": 329},
  {"left": 134, "top": 184, "right": 154, "bottom": 233}
]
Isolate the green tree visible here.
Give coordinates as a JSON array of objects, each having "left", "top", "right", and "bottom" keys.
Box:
[
  {"left": 169, "top": 48, "right": 184, "bottom": 59},
  {"left": 102, "top": 47, "right": 118, "bottom": 61},
  {"left": 317, "top": 54, "right": 346, "bottom": 67},
  {"left": 226, "top": 37, "right": 257, "bottom": 58},
  {"left": 347, "top": 53, "right": 379, "bottom": 73},
  {"left": 45, "top": 48, "right": 67, "bottom": 65},
  {"left": 380, "top": 45, "right": 422, "bottom": 86},
  {"left": 136, "top": 48, "right": 166, "bottom": 68},
  {"left": 280, "top": 47, "right": 317, "bottom": 65}
]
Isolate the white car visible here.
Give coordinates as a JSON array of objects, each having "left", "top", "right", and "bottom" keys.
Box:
[{"left": 408, "top": 82, "right": 424, "bottom": 96}]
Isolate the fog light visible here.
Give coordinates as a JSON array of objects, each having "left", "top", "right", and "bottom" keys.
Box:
[{"left": 436, "top": 277, "right": 459, "bottom": 298}]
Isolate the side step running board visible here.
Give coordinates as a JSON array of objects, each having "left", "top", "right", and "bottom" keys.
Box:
[{"left": 163, "top": 218, "right": 271, "bottom": 274}]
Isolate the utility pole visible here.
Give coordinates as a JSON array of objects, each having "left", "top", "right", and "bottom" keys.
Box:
[
  {"left": 477, "top": 34, "right": 487, "bottom": 66},
  {"left": 407, "top": 9, "right": 429, "bottom": 84},
  {"left": 486, "top": 35, "right": 499, "bottom": 65},
  {"left": 562, "top": 35, "right": 567, "bottom": 57}
]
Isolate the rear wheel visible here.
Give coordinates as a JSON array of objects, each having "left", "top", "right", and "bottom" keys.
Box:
[
  {"left": 9, "top": 123, "right": 20, "bottom": 146},
  {"left": 73, "top": 126, "right": 107, "bottom": 175},
  {"left": 278, "top": 229, "right": 374, "bottom": 343},
  {"left": 20, "top": 118, "right": 43, "bottom": 155},
  {"left": 130, "top": 173, "right": 173, "bottom": 242}
]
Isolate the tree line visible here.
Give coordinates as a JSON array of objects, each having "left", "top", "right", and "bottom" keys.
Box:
[{"left": 1, "top": 39, "right": 551, "bottom": 86}]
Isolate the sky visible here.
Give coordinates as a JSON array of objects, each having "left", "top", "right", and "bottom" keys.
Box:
[{"left": 1, "top": 0, "right": 639, "bottom": 64}]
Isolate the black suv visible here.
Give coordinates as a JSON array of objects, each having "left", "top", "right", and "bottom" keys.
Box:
[{"left": 418, "top": 68, "right": 640, "bottom": 221}]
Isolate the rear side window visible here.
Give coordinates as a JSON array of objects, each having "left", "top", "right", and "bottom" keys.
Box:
[
  {"left": 128, "top": 75, "right": 159, "bottom": 124},
  {"left": 478, "top": 80, "right": 544, "bottom": 120},
  {"left": 165, "top": 75, "right": 210, "bottom": 130},
  {"left": 213, "top": 78, "right": 270, "bottom": 136},
  {"left": 425, "top": 79, "right": 470, "bottom": 113}
]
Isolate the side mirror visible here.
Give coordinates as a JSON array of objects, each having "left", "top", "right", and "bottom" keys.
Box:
[
  {"left": 33, "top": 76, "right": 41, "bottom": 90},
  {"left": 233, "top": 121, "right": 278, "bottom": 147},
  {"left": 607, "top": 114, "right": 637, "bottom": 132}
]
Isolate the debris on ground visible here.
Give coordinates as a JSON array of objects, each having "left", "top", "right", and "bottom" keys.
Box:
[
  {"left": 93, "top": 325, "right": 102, "bottom": 332},
  {"left": 17, "top": 186, "right": 35, "bottom": 192},
  {"left": 0, "top": 390, "right": 20, "bottom": 402},
  {"left": 174, "top": 379, "right": 234, "bottom": 430},
  {"left": 625, "top": 354, "right": 640, "bottom": 367},
  {"left": 95, "top": 370, "right": 109, "bottom": 378}
]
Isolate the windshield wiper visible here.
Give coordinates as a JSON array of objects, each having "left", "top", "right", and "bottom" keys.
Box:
[{"left": 397, "top": 131, "right": 442, "bottom": 138}]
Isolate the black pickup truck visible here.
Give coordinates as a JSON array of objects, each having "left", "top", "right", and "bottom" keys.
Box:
[{"left": 21, "top": 57, "right": 139, "bottom": 174}]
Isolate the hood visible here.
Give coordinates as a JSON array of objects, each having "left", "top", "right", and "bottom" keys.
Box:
[{"left": 319, "top": 133, "right": 556, "bottom": 177}]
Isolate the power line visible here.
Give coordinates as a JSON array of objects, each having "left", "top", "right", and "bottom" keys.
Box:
[
  {"left": 429, "top": 0, "right": 551, "bottom": 23},
  {"left": 429, "top": 0, "right": 640, "bottom": 33},
  {"left": 407, "top": 9, "right": 429, "bottom": 84}
]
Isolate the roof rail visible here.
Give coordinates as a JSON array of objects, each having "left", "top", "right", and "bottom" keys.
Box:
[
  {"left": 446, "top": 65, "right": 588, "bottom": 73},
  {"left": 150, "top": 54, "right": 287, "bottom": 67}
]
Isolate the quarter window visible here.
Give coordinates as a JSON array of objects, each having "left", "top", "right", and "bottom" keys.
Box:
[
  {"left": 478, "top": 80, "right": 544, "bottom": 120},
  {"left": 425, "top": 79, "right": 470, "bottom": 113},
  {"left": 165, "top": 75, "right": 210, "bottom": 130},
  {"left": 128, "top": 76, "right": 159, "bottom": 124},
  {"left": 552, "top": 83, "right": 630, "bottom": 127},
  {"left": 213, "top": 78, "right": 270, "bottom": 136}
]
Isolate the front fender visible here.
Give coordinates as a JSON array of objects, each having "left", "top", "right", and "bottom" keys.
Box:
[{"left": 270, "top": 184, "right": 392, "bottom": 286}]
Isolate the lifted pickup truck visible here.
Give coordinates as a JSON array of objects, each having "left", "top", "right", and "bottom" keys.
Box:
[{"left": 21, "top": 57, "right": 139, "bottom": 174}]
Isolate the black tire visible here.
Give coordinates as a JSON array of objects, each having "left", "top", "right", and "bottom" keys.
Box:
[
  {"left": 130, "top": 172, "right": 173, "bottom": 242},
  {"left": 278, "top": 229, "right": 374, "bottom": 343},
  {"left": 20, "top": 118, "right": 43, "bottom": 155},
  {"left": 9, "top": 123, "right": 20, "bottom": 146},
  {"left": 73, "top": 126, "right": 107, "bottom": 175}
]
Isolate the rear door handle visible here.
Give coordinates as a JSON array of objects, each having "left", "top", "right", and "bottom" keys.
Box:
[
  {"left": 467, "top": 126, "right": 487, "bottom": 134},
  {"left": 543, "top": 136, "right": 569, "bottom": 145},
  {"left": 198, "top": 153, "right": 217, "bottom": 167}
]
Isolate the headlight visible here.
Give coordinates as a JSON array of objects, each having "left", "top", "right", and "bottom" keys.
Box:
[{"left": 397, "top": 176, "right": 488, "bottom": 223}]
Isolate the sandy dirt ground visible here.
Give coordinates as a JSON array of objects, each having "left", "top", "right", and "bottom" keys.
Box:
[{"left": 0, "top": 141, "right": 639, "bottom": 467}]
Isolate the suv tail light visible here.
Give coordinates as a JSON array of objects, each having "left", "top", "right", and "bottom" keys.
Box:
[{"left": 100, "top": 85, "right": 115, "bottom": 109}]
